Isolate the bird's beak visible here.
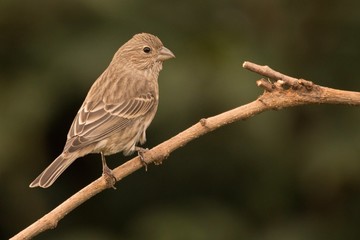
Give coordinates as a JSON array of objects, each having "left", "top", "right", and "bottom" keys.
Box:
[{"left": 158, "top": 46, "right": 175, "bottom": 61}]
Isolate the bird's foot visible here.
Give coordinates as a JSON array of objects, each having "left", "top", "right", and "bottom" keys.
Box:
[
  {"left": 101, "top": 152, "right": 116, "bottom": 189},
  {"left": 102, "top": 165, "right": 117, "bottom": 189},
  {"left": 135, "top": 147, "right": 149, "bottom": 171}
]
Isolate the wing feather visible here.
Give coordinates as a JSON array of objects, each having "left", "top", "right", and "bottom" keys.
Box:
[{"left": 65, "top": 93, "right": 156, "bottom": 152}]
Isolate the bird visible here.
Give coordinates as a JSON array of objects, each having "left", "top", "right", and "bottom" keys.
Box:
[{"left": 29, "top": 33, "right": 175, "bottom": 188}]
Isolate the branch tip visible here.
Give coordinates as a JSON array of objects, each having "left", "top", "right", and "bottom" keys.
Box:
[{"left": 242, "top": 61, "right": 249, "bottom": 68}]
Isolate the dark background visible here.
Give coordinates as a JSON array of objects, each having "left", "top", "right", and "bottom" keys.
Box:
[{"left": 1, "top": 0, "right": 360, "bottom": 239}]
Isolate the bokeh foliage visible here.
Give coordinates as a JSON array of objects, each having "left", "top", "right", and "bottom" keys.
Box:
[{"left": 1, "top": 0, "right": 360, "bottom": 239}]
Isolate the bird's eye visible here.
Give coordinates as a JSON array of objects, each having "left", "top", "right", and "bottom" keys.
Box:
[{"left": 143, "top": 47, "right": 151, "bottom": 53}]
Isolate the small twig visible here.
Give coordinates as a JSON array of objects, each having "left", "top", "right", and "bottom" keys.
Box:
[
  {"left": 243, "top": 61, "right": 304, "bottom": 86},
  {"left": 256, "top": 78, "right": 274, "bottom": 92},
  {"left": 11, "top": 61, "right": 360, "bottom": 240}
]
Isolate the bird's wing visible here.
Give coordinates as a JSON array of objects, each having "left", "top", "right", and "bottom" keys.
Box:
[{"left": 65, "top": 92, "right": 156, "bottom": 152}]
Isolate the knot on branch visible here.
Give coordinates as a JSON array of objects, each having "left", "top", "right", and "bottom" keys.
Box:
[
  {"left": 200, "top": 118, "right": 208, "bottom": 127},
  {"left": 277, "top": 78, "right": 314, "bottom": 91},
  {"left": 256, "top": 78, "right": 314, "bottom": 93},
  {"left": 275, "top": 78, "right": 314, "bottom": 91}
]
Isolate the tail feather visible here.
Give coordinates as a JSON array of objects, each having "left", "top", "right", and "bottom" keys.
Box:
[{"left": 29, "top": 154, "right": 76, "bottom": 188}]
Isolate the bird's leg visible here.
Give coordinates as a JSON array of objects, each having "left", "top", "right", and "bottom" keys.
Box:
[
  {"left": 135, "top": 147, "right": 149, "bottom": 171},
  {"left": 101, "top": 152, "right": 116, "bottom": 189}
]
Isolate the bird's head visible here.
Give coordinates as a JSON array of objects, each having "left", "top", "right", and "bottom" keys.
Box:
[{"left": 115, "top": 33, "right": 175, "bottom": 72}]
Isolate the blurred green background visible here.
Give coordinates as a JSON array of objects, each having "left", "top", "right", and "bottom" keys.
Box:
[{"left": 1, "top": 0, "right": 360, "bottom": 239}]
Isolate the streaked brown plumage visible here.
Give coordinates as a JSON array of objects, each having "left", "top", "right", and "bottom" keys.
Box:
[{"left": 30, "top": 33, "right": 175, "bottom": 188}]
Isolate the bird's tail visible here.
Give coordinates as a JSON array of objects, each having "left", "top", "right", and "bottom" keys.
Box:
[{"left": 29, "top": 154, "right": 76, "bottom": 188}]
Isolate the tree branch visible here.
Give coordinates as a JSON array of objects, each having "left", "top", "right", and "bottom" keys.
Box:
[{"left": 11, "top": 61, "right": 360, "bottom": 240}]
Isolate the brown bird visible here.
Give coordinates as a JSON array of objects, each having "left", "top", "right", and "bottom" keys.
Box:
[{"left": 30, "top": 33, "right": 175, "bottom": 188}]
